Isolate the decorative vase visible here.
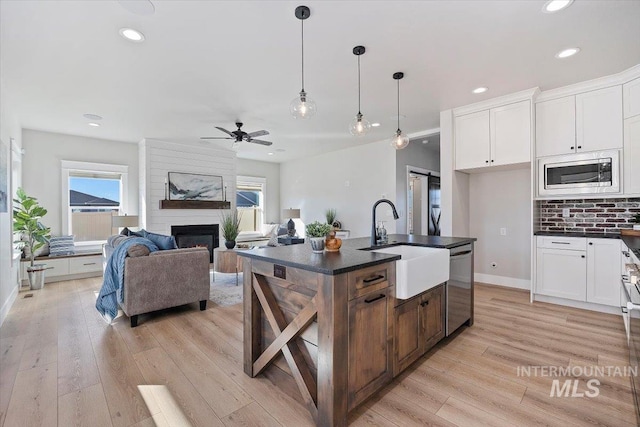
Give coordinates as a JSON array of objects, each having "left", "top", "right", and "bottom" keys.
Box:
[
  {"left": 309, "top": 237, "right": 325, "bottom": 253},
  {"left": 225, "top": 240, "right": 236, "bottom": 249},
  {"left": 325, "top": 231, "right": 342, "bottom": 252}
]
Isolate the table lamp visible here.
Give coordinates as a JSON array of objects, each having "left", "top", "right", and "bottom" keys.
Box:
[
  {"left": 112, "top": 214, "right": 139, "bottom": 232},
  {"left": 282, "top": 208, "right": 300, "bottom": 237}
]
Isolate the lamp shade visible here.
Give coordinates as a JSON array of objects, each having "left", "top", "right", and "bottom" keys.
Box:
[
  {"left": 112, "top": 215, "right": 139, "bottom": 228},
  {"left": 282, "top": 209, "right": 300, "bottom": 219}
]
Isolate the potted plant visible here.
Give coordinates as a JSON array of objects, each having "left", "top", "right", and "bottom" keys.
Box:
[
  {"left": 221, "top": 210, "right": 242, "bottom": 249},
  {"left": 13, "top": 188, "right": 51, "bottom": 290},
  {"left": 306, "top": 221, "right": 332, "bottom": 253},
  {"left": 325, "top": 208, "right": 337, "bottom": 228}
]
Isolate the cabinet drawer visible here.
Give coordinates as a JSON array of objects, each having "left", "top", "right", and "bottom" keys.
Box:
[
  {"left": 348, "top": 263, "right": 391, "bottom": 300},
  {"left": 42, "top": 258, "right": 70, "bottom": 277},
  {"left": 69, "top": 256, "right": 102, "bottom": 274},
  {"left": 537, "top": 236, "right": 586, "bottom": 250}
]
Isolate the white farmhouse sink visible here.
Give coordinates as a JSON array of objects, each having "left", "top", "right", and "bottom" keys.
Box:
[{"left": 371, "top": 245, "right": 450, "bottom": 299}]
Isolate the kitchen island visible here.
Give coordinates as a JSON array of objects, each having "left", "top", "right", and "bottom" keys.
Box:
[{"left": 239, "top": 234, "right": 475, "bottom": 427}]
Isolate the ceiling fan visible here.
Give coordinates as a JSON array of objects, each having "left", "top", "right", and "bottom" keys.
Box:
[{"left": 201, "top": 122, "right": 273, "bottom": 146}]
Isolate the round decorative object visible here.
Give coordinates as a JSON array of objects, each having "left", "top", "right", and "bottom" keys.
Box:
[
  {"left": 332, "top": 220, "right": 342, "bottom": 229},
  {"left": 225, "top": 240, "right": 236, "bottom": 250},
  {"left": 325, "top": 231, "right": 342, "bottom": 252},
  {"left": 309, "top": 237, "right": 325, "bottom": 253}
]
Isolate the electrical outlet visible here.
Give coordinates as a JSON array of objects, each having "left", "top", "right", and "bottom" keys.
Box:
[
  {"left": 500, "top": 227, "right": 507, "bottom": 236},
  {"left": 562, "top": 208, "right": 570, "bottom": 218},
  {"left": 490, "top": 262, "right": 497, "bottom": 269}
]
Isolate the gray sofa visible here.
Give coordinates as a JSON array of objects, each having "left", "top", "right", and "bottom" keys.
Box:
[{"left": 103, "top": 242, "right": 210, "bottom": 327}]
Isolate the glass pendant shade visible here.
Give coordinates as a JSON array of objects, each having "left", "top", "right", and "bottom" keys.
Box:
[
  {"left": 290, "top": 90, "right": 317, "bottom": 119},
  {"left": 349, "top": 113, "right": 371, "bottom": 136},
  {"left": 391, "top": 129, "right": 410, "bottom": 149}
]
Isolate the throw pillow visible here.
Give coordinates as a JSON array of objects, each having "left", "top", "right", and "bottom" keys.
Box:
[
  {"left": 144, "top": 231, "right": 177, "bottom": 250},
  {"left": 49, "top": 235, "right": 76, "bottom": 256},
  {"left": 127, "top": 244, "right": 151, "bottom": 257}
]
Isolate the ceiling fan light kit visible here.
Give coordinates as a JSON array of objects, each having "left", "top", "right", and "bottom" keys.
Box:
[
  {"left": 290, "top": 5, "right": 317, "bottom": 119},
  {"left": 391, "top": 72, "right": 409, "bottom": 150},
  {"left": 349, "top": 45, "right": 371, "bottom": 136}
]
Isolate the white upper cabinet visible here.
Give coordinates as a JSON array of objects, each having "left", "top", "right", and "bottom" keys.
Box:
[
  {"left": 455, "top": 100, "right": 530, "bottom": 171},
  {"left": 624, "top": 114, "right": 640, "bottom": 195},
  {"left": 576, "top": 86, "right": 623, "bottom": 152},
  {"left": 536, "top": 86, "right": 623, "bottom": 158},
  {"left": 455, "top": 110, "right": 490, "bottom": 170},
  {"left": 624, "top": 77, "right": 640, "bottom": 119},
  {"left": 535, "top": 96, "right": 576, "bottom": 157},
  {"left": 490, "top": 101, "right": 531, "bottom": 166}
]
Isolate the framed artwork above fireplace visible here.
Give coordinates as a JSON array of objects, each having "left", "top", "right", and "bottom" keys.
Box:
[{"left": 168, "top": 172, "right": 223, "bottom": 201}]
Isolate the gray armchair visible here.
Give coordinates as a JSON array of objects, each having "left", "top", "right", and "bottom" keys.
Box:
[{"left": 104, "top": 245, "right": 210, "bottom": 327}]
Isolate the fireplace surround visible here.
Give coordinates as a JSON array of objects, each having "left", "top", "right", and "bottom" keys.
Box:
[{"left": 171, "top": 224, "right": 219, "bottom": 263}]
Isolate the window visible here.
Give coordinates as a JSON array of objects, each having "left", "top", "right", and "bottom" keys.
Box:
[
  {"left": 236, "top": 176, "right": 266, "bottom": 233},
  {"left": 61, "top": 161, "right": 128, "bottom": 245}
]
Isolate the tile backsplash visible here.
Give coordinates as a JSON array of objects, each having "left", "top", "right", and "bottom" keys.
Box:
[{"left": 536, "top": 198, "right": 640, "bottom": 234}]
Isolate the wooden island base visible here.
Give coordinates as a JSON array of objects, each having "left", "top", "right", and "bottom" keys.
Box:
[{"left": 242, "top": 257, "right": 447, "bottom": 427}]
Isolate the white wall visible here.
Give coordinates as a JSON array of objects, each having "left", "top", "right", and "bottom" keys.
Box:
[
  {"left": 395, "top": 139, "right": 440, "bottom": 233},
  {"left": 0, "top": 101, "right": 22, "bottom": 326},
  {"left": 139, "top": 139, "right": 236, "bottom": 243},
  {"left": 280, "top": 140, "right": 396, "bottom": 238},
  {"left": 236, "top": 158, "right": 280, "bottom": 224},
  {"left": 21, "top": 130, "right": 139, "bottom": 236},
  {"left": 469, "top": 168, "right": 532, "bottom": 287}
]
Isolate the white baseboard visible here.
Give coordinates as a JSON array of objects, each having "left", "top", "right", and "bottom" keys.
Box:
[
  {"left": 0, "top": 284, "right": 19, "bottom": 327},
  {"left": 533, "top": 293, "right": 621, "bottom": 315},
  {"left": 474, "top": 273, "right": 531, "bottom": 290}
]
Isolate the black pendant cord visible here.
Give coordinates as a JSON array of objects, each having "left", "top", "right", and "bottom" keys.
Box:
[
  {"left": 357, "top": 54, "right": 361, "bottom": 115},
  {"left": 301, "top": 18, "right": 305, "bottom": 92},
  {"left": 397, "top": 78, "right": 400, "bottom": 132}
]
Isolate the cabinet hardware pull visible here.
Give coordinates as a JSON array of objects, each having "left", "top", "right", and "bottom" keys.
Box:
[
  {"left": 365, "top": 294, "right": 386, "bottom": 303},
  {"left": 490, "top": 159, "right": 494, "bottom": 163},
  {"left": 363, "top": 275, "right": 384, "bottom": 283},
  {"left": 450, "top": 250, "right": 472, "bottom": 257},
  {"left": 581, "top": 255, "right": 585, "bottom": 258},
  {"left": 577, "top": 146, "right": 582, "bottom": 149},
  {"left": 623, "top": 251, "right": 630, "bottom": 257},
  {"left": 83, "top": 262, "right": 97, "bottom": 266},
  {"left": 588, "top": 242, "right": 593, "bottom": 245},
  {"left": 551, "top": 241, "right": 570, "bottom": 245},
  {"left": 421, "top": 300, "right": 430, "bottom": 307},
  {"left": 485, "top": 160, "right": 489, "bottom": 163},
  {"left": 622, "top": 307, "right": 628, "bottom": 314},
  {"left": 570, "top": 146, "right": 574, "bottom": 150}
]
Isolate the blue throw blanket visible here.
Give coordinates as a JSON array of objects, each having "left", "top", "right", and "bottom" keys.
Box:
[{"left": 95, "top": 237, "right": 159, "bottom": 324}]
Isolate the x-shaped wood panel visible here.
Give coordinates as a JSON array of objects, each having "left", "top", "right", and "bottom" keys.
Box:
[{"left": 252, "top": 274, "right": 319, "bottom": 421}]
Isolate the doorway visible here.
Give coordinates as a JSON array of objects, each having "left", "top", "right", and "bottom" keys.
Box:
[{"left": 407, "top": 166, "right": 440, "bottom": 235}]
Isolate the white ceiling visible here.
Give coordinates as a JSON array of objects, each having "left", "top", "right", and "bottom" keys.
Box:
[{"left": 1, "top": 0, "right": 639, "bottom": 163}]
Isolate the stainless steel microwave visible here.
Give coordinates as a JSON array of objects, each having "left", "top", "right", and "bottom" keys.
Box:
[{"left": 538, "top": 150, "right": 620, "bottom": 196}]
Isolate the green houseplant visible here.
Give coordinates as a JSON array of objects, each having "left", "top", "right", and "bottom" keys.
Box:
[
  {"left": 306, "top": 221, "right": 332, "bottom": 253},
  {"left": 13, "top": 187, "right": 51, "bottom": 289},
  {"left": 221, "top": 210, "right": 242, "bottom": 249},
  {"left": 325, "top": 209, "right": 337, "bottom": 227}
]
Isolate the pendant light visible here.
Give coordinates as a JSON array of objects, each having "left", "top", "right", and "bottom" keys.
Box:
[
  {"left": 391, "top": 72, "right": 409, "bottom": 149},
  {"left": 290, "top": 6, "right": 316, "bottom": 119},
  {"left": 349, "top": 46, "right": 371, "bottom": 136}
]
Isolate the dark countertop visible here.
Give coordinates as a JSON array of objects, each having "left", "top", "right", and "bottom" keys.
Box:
[
  {"left": 622, "top": 235, "right": 640, "bottom": 259},
  {"left": 238, "top": 234, "right": 476, "bottom": 275},
  {"left": 534, "top": 231, "right": 622, "bottom": 239}
]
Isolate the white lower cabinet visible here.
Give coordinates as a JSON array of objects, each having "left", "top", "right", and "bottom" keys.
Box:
[
  {"left": 536, "top": 237, "right": 621, "bottom": 307},
  {"left": 20, "top": 254, "right": 102, "bottom": 285},
  {"left": 536, "top": 247, "right": 587, "bottom": 300}
]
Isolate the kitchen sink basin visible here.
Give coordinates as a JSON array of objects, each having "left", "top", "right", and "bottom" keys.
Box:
[{"left": 370, "top": 245, "right": 450, "bottom": 299}]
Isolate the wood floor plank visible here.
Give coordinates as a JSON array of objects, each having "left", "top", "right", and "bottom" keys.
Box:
[
  {"left": 58, "top": 383, "right": 113, "bottom": 427},
  {"left": 435, "top": 397, "right": 515, "bottom": 427},
  {"left": 18, "top": 297, "right": 58, "bottom": 371},
  {"left": 89, "top": 326, "right": 151, "bottom": 427},
  {"left": 114, "top": 323, "right": 159, "bottom": 355},
  {"left": 221, "top": 402, "right": 282, "bottom": 427},
  {"left": 370, "top": 389, "right": 456, "bottom": 427},
  {"left": 133, "top": 347, "right": 224, "bottom": 427},
  {"left": 3, "top": 362, "right": 57, "bottom": 427},
  {"left": 0, "top": 334, "right": 26, "bottom": 426}
]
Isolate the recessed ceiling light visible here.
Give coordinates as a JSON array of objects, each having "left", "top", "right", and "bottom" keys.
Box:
[
  {"left": 422, "top": 139, "right": 429, "bottom": 144},
  {"left": 542, "top": 0, "right": 573, "bottom": 13},
  {"left": 472, "top": 87, "right": 488, "bottom": 94},
  {"left": 88, "top": 122, "right": 101, "bottom": 127},
  {"left": 268, "top": 152, "right": 274, "bottom": 156},
  {"left": 83, "top": 113, "right": 102, "bottom": 120},
  {"left": 119, "top": 28, "right": 145, "bottom": 42},
  {"left": 371, "top": 123, "right": 381, "bottom": 127},
  {"left": 555, "top": 47, "right": 580, "bottom": 59}
]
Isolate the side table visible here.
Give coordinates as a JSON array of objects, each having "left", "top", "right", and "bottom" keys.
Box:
[{"left": 214, "top": 248, "right": 245, "bottom": 285}]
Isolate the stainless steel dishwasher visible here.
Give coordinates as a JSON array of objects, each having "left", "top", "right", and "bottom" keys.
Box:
[{"left": 446, "top": 243, "right": 473, "bottom": 336}]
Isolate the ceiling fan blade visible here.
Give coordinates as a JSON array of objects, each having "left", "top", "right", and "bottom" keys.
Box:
[
  {"left": 247, "top": 130, "right": 269, "bottom": 138},
  {"left": 249, "top": 139, "right": 273, "bottom": 146},
  {"left": 200, "top": 136, "right": 232, "bottom": 140},
  {"left": 215, "top": 127, "right": 235, "bottom": 137}
]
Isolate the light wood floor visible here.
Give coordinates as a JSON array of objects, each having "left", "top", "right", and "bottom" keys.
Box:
[{"left": 0, "top": 278, "right": 636, "bottom": 427}]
